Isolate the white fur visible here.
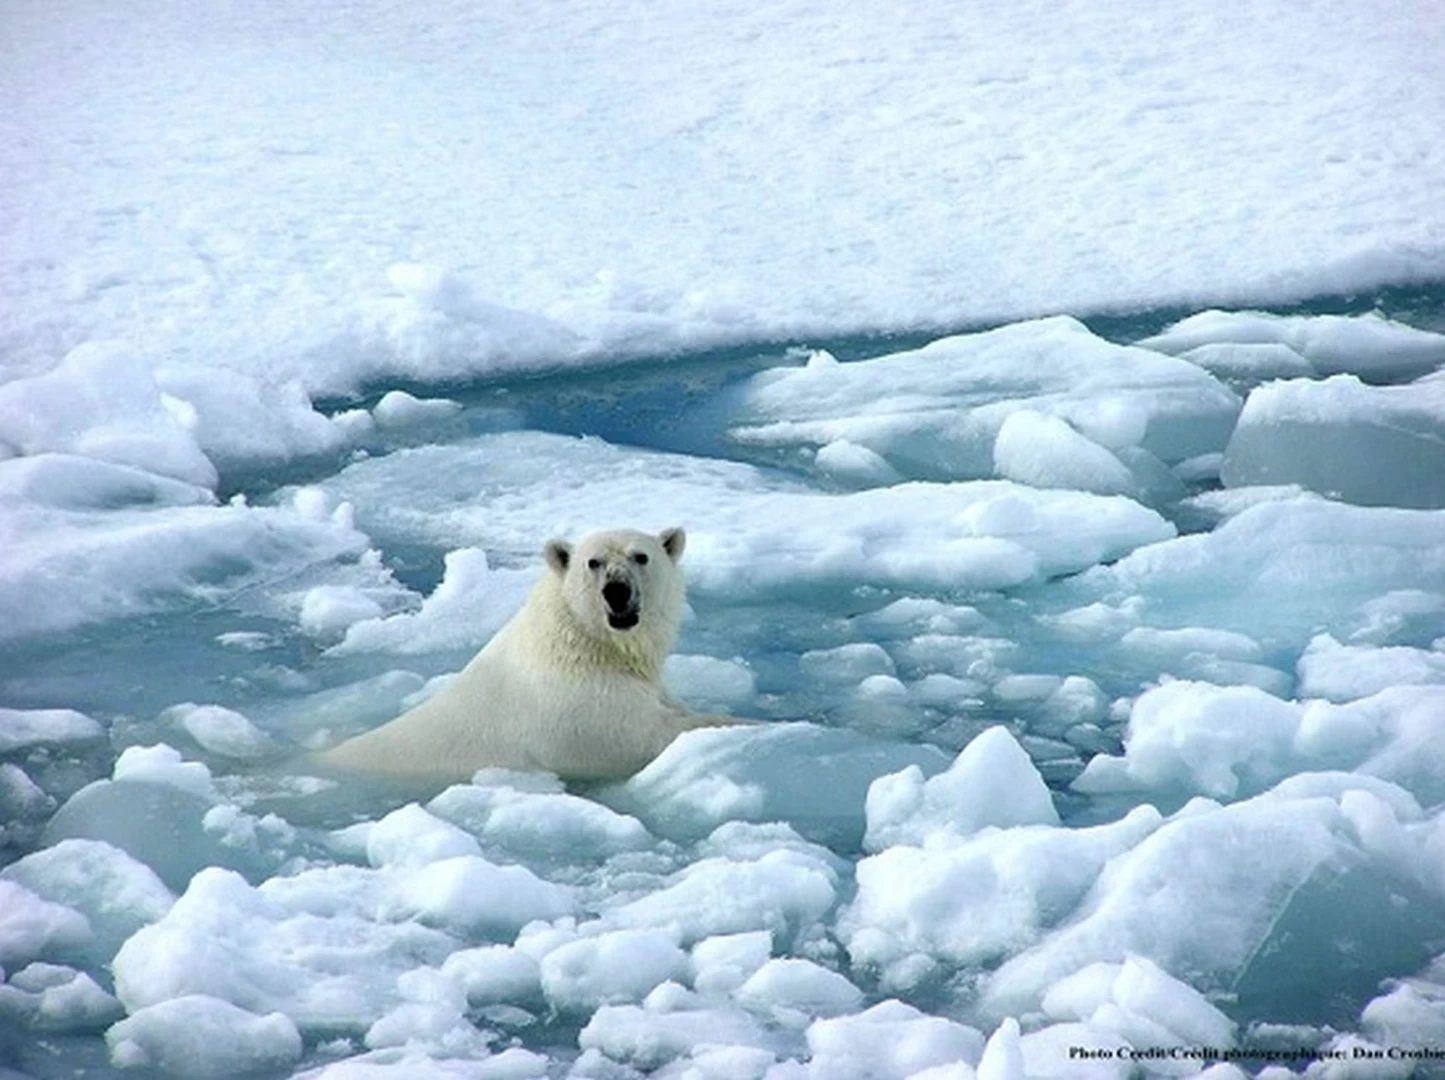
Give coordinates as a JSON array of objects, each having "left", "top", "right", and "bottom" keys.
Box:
[{"left": 319, "top": 527, "right": 734, "bottom": 782}]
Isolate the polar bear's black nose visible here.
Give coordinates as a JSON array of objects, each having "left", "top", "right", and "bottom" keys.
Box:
[{"left": 602, "top": 579, "right": 633, "bottom": 613}]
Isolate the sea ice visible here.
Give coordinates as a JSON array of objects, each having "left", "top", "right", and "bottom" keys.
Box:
[
  {"left": 606, "top": 847, "right": 839, "bottom": 948},
  {"left": 538, "top": 929, "right": 688, "bottom": 1013},
  {"left": 0, "top": 476, "right": 388, "bottom": 643},
  {"left": 1296, "top": 634, "right": 1445, "bottom": 702},
  {"left": 1220, "top": 373, "right": 1445, "bottom": 508},
  {"left": 0, "top": 879, "right": 91, "bottom": 967},
  {"left": 803, "top": 999, "right": 984, "bottom": 1080},
  {"left": 725, "top": 317, "right": 1240, "bottom": 481},
  {"left": 330, "top": 547, "right": 536, "bottom": 657},
  {"left": 1, "top": 838, "right": 174, "bottom": 966},
  {"left": 161, "top": 702, "right": 276, "bottom": 761},
  {"left": 733, "top": 957, "right": 864, "bottom": 1020},
  {"left": 980, "top": 779, "right": 1441, "bottom": 1025},
  {"left": 578, "top": 996, "right": 776, "bottom": 1072},
  {"left": 371, "top": 389, "right": 463, "bottom": 429},
  {"left": 862, "top": 726, "right": 1060, "bottom": 851},
  {"left": 153, "top": 363, "right": 362, "bottom": 470},
  {"left": 0, "top": 707, "right": 104, "bottom": 754},
  {"left": 993, "top": 410, "right": 1139, "bottom": 498},
  {"left": 606, "top": 722, "right": 949, "bottom": 847},
  {"left": 1068, "top": 496, "right": 1445, "bottom": 646},
  {"left": 106, "top": 994, "right": 303, "bottom": 1077},
  {"left": 111, "top": 866, "right": 457, "bottom": 1031},
  {"left": 1138, "top": 311, "right": 1445, "bottom": 383},
  {"left": 0, "top": 342, "right": 216, "bottom": 488},
  {"left": 0, "top": 962, "right": 121, "bottom": 1032},
  {"left": 842, "top": 807, "right": 1162, "bottom": 981},
  {"left": 309, "top": 430, "right": 1176, "bottom": 598}
]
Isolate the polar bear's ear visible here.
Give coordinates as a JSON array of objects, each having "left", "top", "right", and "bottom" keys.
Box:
[
  {"left": 544, "top": 539, "right": 572, "bottom": 575},
  {"left": 659, "top": 526, "right": 686, "bottom": 563}
]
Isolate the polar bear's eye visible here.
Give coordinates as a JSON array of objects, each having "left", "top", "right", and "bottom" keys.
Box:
[
  {"left": 586, "top": 558, "right": 602, "bottom": 571},
  {"left": 632, "top": 552, "right": 649, "bottom": 566}
]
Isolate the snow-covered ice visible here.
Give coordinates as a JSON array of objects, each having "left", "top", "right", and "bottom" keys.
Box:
[{"left": 4, "top": 0, "right": 1445, "bottom": 1075}]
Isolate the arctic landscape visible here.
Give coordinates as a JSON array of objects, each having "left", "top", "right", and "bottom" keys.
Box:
[{"left": 4, "top": 0, "right": 1445, "bottom": 1077}]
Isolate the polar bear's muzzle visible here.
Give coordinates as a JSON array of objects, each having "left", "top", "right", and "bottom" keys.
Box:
[{"left": 602, "top": 578, "right": 640, "bottom": 631}]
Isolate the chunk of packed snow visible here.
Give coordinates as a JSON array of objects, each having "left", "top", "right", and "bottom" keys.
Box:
[
  {"left": 112, "top": 744, "right": 218, "bottom": 801},
  {"left": 0, "top": 342, "right": 217, "bottom": 487},
  {"left": 162, "top": 703, "right": 275, "bottom": 761},
  {"left": 106, "top": 993, "right": 303, "bottom": 1077},
  {"left": 1040, "top": 955, "right": 1235, "bottom": 1048},
  {"left": 690, "top": 931, "right": 774, "bottom": 997},
  {"left": 389, "top": 855, "right": 573, "bottom": 938},
  {"left": 1, "top": 839, "right": 174, "bottom": 965},
  {"left": 805, "top": 999, "right": 985, "bottom": 1080},
  {"left": 539, "top": 929, "right": 687, "bottom": 1012},
  {"left": 579, "top": 998, "right": 776, "bottom": 1071},
  {"left": 0, "top": 452, "right": 213, "bottom": 511},
  {"left": 843, "top": 807, "right": 1162, "bottom": 980},
  {"left": 313, "top": 431, "right": 1175, "bottom": 599},
  {"left": 1070, "top": 497, "right": 1445, "bottom": 646},
  {"left": 0, "top": 479, "right": 384, "bottom": 643},
  {"left": 1073, "top": 682, "right": 1302, "bottom": 800},
  {"left": 664, "top": 654, "right": 758, "bottom": 710},
  {"left": 299, "top": 585, "right": 388, "bottom": 637},
  {"left": 980, "top": 779, "right": 1436, "bottom": 1021},
  {"left": 607, "top": 848, "right": 838, "bottom": 947},
  {"left": 727, "top": 318, "right": 1241, "bottom": 480},
  {"left": 332, "top": 547, "right": 537, "bottom": 656},
  {"left": 1137, "top": 311, "right": 1445, "bottom": 382},
  {"left": 733, "top": 957, "right": 863, "bottom": 1019},
  {"left": 1297, "top": 634, "right": 1445, "bottom": 702},
  {"left": 363, "top": 803, "right": 482, "bottom": 868},
  {"left": 864, "top": 726, "right": 1059, "bottom": 852},
  {"left": 0, "top": 962, "right": 122, "bottom": 1032},
  {"left": 0, "top": 707, "right": 104, "bottom": 754},
  {"left": 993, "top": 410, "right": 1137, "bottom": 497},
  {"left": 112, "top": 867, "right": 456, "bottom": 1030},
  {"left": 428, "top": 772, "right": 653, "bottom": 863},
  {"left": 0, "top": 880, "right": 92, "bottom": 966},
  {"left": 154, "top": 363, "right": 359, "bottom": 469},
  {"left": 372, "top": 389, "right": 464, "bottom": 428},
  {"left": 1175, "top": 342, "right": 1314, "bottom": 387},
  {"left": 439, "top": 944, "right": 543, "bottom": 1008},
  {"left": 608, "top": 722, "right": 949, "bottom": 847},
  {"left": 1221, "top": 373, "right": 1445, "bottom": 508}
]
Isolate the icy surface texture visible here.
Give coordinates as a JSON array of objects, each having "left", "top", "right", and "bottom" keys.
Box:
[
  {"left": 724, "top": 318, "right": 1241, "bottom": 488},
  {"left": 5, "top": 1, "right": 1444, "bottom": 390},
  {"left": 3, "top": 0, "right": 1445, "bottom": 1070},
  {"left": 4, "top": 304, "right": 1445, "bottom": 1077}
]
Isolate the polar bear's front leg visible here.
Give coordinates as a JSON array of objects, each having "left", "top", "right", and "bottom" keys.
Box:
[{"left": 679, "top": 711, "right": 744, "bottom": 729}]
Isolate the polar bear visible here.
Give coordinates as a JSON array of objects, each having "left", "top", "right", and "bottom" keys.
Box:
[{"left": 319, "top": 526, "right": 737, "bottom": 782}]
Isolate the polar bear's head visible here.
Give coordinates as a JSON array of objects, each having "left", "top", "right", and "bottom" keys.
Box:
[{"left": 543, "top": 527, "right": 687, "bottom": 653}]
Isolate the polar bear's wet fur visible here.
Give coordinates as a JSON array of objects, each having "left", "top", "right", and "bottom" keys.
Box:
[{"left": 320, "top": 526, "right": 737, "bottom": 782}]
